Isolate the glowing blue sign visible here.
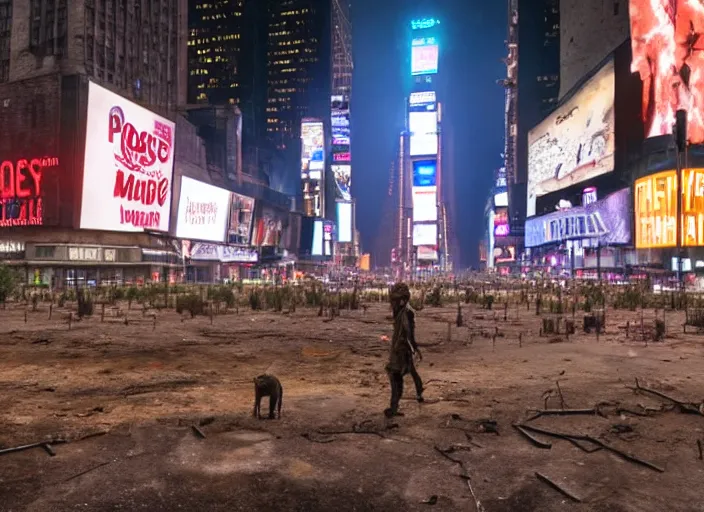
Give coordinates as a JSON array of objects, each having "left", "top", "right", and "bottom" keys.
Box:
[
  {"left": 413, "top": 159, "right": 437, "bottom": 187},
  {"left": 412, "top": 37, "right": 437, "bottom": 46},
  {"left": 411, "top": 18, "right": 439, "bottom": 30}
]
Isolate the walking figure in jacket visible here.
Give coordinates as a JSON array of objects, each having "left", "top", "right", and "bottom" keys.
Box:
[{"left": 385, "top": 282, "right": 424, "bottom": 418}]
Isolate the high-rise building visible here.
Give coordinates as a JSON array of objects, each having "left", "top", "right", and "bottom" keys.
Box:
[
  {"left": 2, "top": 0, "right": 187, "bottom": 110},
  {"left": 502, "top": 0, "right": 560, "bottom": 239},
  {"left": 559, "top": 0, "right": 629, "bottom": 98}
]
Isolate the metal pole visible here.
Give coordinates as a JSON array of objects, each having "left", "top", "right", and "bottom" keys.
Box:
[{"left": 676, "top": 147, "right": 682, "bottom": 288}]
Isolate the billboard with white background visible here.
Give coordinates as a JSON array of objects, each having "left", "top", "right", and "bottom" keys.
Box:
[
  {"left": 301, "top": 120, "right": 325, "bottom": 177},
  {"left": 413, "top": 223, "right": 437, "bottom": 246},
  {"left": 409, "top": 111, "right": 438, "bottom": 156},
  {"left": 527, "top": 59, "right": 615, "bottom": 216},
  {"left": 81, "top": 81, "right": 175, "bottom": 232},
  {"left": 175, "top": 177, "right": 231, "bottom": 242},
  {"left": 412, "top": 186, "right": 437, "bottom": 222},
  {"left": 417, "top": 245, "right": 438, "bottom": 261},
  {"left": 336, "top": 201, "right": 353, "bottom": 243}
]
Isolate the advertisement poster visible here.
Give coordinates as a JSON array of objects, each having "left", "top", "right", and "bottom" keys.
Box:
[
  {"left": 301, "top": 120, "right": 324, "bottom": 177},
  {"left": 494, "top": 207, "right": 510, "bottom": 237},
  {"left": 81, "top": 81, "right": 175, "bottom": 232},
  {"left": 417, "top": 245, "right": 439, "bottom": 261},
  {"left": 175, "top": 177, "right": 231, "bottom": 242},
  {"left": 332, "top": 165, "right": 351, "bottom": 201},
  {"left": 312, "top": 220, "right": 323, "bottom": 256},
  {"left": 331, "top": 95, "right": 351, "bottom": 147},
  {"left": 412, "top": 186, "right": 438, "bottom": 222},
  {"left": 634, "top": 169, "right": 704, "bottom": 248},
  {"left": 413, "top": 160, "right": 437, "bottom": 187},
  {"left": 337, "top": 201, "right": 353, "bottom": 243},
  {"left": 228, "top": 192, "right": 255, "bottom": 245},
  {"left": 629, "top": 0, "right": 704, "bottom": 144},
  {"left": 411, "top": 37, "right": 439, "bottom": 75},
  {"left": 525, "top": 188, "right": 630, "bottom": 248},
  {"left": 413, "top": 223, "right": 437, "bottom": 246},
  {"left": 252, "top": 206, "right": 285, "bottom": 247},
  {"left": 527, "top": 59, "right": 615, "bottom": 216},
  {"left": 409, "top": 111, "right": 438, "bottom": 156},
  {"left": 494, "top": 246, "right": 516, "bottom": 263},
  {"left": 189, "top": 242, "right": 258, "bottom": 263}
]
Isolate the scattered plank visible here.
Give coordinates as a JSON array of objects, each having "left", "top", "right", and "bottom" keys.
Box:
[
  {"left": 535, "top": 472, "right": 582, "bottom": 503},
  {"left": 63, "top": 461, "right": 112, "bottom": 482},
  {"left": 512, "top": 424, "right": 552, "bottom": 449},
  {"left": 191, "top": 425, "right": 206, "bottom": 439},
  {"left": 41, "top": 443, "right": 56, "bottom": 456},
  {"left": 698, "top": 440, "right": 703, "bottom": 461},
  {"left": 630, "top": 378, "right": 703, "bottom": 416},
  {"left": 0, "top": 441, "right": 56, "bottom": 457},
  {"left": 525, "top": 408, "right": 598, "bottom": 422}
]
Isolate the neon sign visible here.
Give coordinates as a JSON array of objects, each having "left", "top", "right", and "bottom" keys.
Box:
[
  {"left": 411, "top": 18, "right": 438, "bottom": 30},
  {"left": 0, "top": 156, "right": 58, "bottom": 227},
  {"left": 333, "top": 152, "right": 351, "bottom": 162}
]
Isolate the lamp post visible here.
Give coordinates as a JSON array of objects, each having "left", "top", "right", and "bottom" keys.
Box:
[{"left": 674, "top": 109, "right": 687, "bottom": 290}]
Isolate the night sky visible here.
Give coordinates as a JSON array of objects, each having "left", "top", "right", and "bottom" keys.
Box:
[{"left": 351, "top": 0, "right": 507, "bottom": 269}]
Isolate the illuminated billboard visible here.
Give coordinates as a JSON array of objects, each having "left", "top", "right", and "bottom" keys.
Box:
[
  {"left": 81, "top": 81, "right": 175, "bottom": 232},
  {"left": 336, "top": 201, "right": 353, "bottom": 243},
  {"left": 409, "top": 91, "right": 436, "bottom": 106},
  {"left": 411, "top": 37, "right": 439, "bottom": 75},
  {"left": 527, "top": 59, "right": 615, "bottom": 217},
  {"left": 411, "top": 18, "right": 439, "bottom": 30},
  {"left": 525, "top": 188, "right": 631, "bottom": 248},
  {"left": 494, "top": 246, "right": 516, "bottom": 263},
  {"left": 332, "top": 165, "right": 351, "bottom": 201},
  {"left": 331, "top": 95, "right": 351, "bottom": 147},
  {"left": 228, "top": 193, "right": 255, "bottom": 245},
  {"left": 629, "top": 1, "right": 704, "bottom": 144},
  {"left": 252, "top": 206, "right": 285, "bottom": 247},
  {"left": 413, "top": 223, "right": 437, "bottom": 246},
  {"left": 412, "top": 159, "right": 437, "bottom": 187},
  {"left": 417, "top": 245, "right": 438, "bottom": 261},
  {"left": 494, "top": 191, "right": 508, "bottom": 207},
  {"left": 301, "top": 120, "right": 324, "bottom": 178},
  {"left": 412, "top": 186, "right": 437, "bottom": 222},
  {"left": 409, "top": 111, "right": 438, "bottom": 156},
  {"left": 634, "top": 169, "right": 704, "bottom": 248},
  {"left": 494, "top": 207, "right": 509, "bottom": 237},
  {"left": 312, "top": 220, "right": 323, "bottom": 256},
  {"left": 0, "top": 156, "right": 58, "bottom": 227},
  {"left": 176, "top": 177, "right": 231, "bottom": 243}
]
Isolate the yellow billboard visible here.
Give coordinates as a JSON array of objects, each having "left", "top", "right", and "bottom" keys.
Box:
[{"left": 634, "top": 168, "right": 704, "bottom": 248}]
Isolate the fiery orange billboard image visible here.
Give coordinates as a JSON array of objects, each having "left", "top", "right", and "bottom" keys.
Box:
[
  {"left": 635, "top": 169, "right": 704, "bottom": 248},
  {"left": 630, "top": 0, "right": 704, "bottom": 144}
]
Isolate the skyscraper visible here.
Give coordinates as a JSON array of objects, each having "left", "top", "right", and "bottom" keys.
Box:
[
  {"left": 2, "top": 0, "right": 187, "bottom": 110},
  {"left": 502, "top": 0, "right": 560, "bottom": 238}
]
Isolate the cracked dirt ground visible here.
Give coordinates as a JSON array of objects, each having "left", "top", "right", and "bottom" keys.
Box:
[{"left": 1, "top": 301, "right": 704, "bottom": 511}]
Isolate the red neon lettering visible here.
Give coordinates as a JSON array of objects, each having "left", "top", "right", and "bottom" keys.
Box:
[
  {"left": 111, "top": 116, "right": 169, "bottom": 169},
  {"left": 113, "top": 169, "right": 169, "bottom": 207},
  {"left": 0, "top": 156, "right": 55, "bottom": 226}
]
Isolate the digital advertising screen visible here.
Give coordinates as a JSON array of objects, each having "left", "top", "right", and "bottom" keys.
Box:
[
  {"left": 323, "top": 220, "right": 334, "bottom": 256},
  {"left": 176, "top": 177, "right": 231, "bottom": 242},
  {"left": 312, "top": 220, "right": 323, "bottom": 256},
  {"left": 301, "top": 120, "right": 325, "bottom": 177},
  {"left": 413, "top": 159, "right": 437, "bottom": 187},
  {"left": 629, "top": 0, "right": 704, "bottom": 144},
  {"left": 409, "top": 111, "right": 438, "bottom": 156},
  {"left": 494, "top": 246, "right": 516, "bottom": 263},
  {"left": 494, "top": 207, "right": 510, "bottom": 237},
  {"left": 336, "top": 201, "right": 353, "bottom": 243},
  {"left": 634, "top": 169, "right": 704, "bottom": 248},
  {"left": 0, "top": 157, "right": 58, "bottom": 227},
  {"left": 189, "top": 243, "right": 258, "bottom": 263},
  {"left": 527, "top": 59, "right": 615, "bottom": 217},
  {"left": 409, "top": 91, "right": 436, "bottom": 106},
  {"left": 331, "top": 95, "right": 351, "bottom": 148},
  {"left": 494, "top": 190, "right": 508, "bottom": 207},
  {"left": 332, "top": 165, "right": 351, "bottom": 201},
  {"left": 251, "top": 206, "right": 285, "bottom": 247},
  {"left": 228, "top": 192, "right": 255, "bottom": 245},
  {"left": 411, "top": 37, "right": 439, "bottom": 75},
  {"left": 417, "top": 245, "right": 438, "bottom": 261},
  {"left": 81, "top": 81, "right": 175, "bottom": 232},
  {"left": 412, "top": 186, "right": 437, "bottom": 222},
  {"left": 413, "top": 223, "right": 437, "bottom": 246},
  {"left": 525, "top": 188, "right": 631, "bottom": 248}
]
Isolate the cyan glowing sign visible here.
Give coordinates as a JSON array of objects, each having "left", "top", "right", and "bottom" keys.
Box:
[
  {"left": 411, "top": 18, "right": 438, "bottom": 30},
  {"left": 412, "top": 37, "right": 437, "bottom": 46}
]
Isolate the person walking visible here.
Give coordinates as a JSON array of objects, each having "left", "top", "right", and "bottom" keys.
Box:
[{"left": 385, "top": 282, "right": 424, "bottom": 418}]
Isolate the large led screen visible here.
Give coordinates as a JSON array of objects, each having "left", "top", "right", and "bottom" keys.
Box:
[
  {"left": 411, "top": 38, "right": 439, "bottom": 75},
  {"left": 228, "top": 193, "right": 255, "bottom": 245},
  {"left": 176, "top": 177, "right": 231, "bottom": 242},
  {"left": 629, "top": 1, "right": 704, "bottom": 144},
  {"left": 301, "top": 121, "right": 324, "bottom": 176},
  {"left": 81, "top": 81, "right": 175, "bottom": 232},
  {"left": 494, "top": 207, "right": 510, "bottom": 237},
  {"left": 634, "top": 169, "right": 704, "bottom": 248},
  {"left": 409, "top": 91, "right": 436, "bottom": 106},
  {"left": 417, "top": 245, "right": 438, "bottom": 261},
  {"left": 332, "top": 165, "right": 351, "bottom": 201},
  {"left": 252, "top": 206, "right": 285, "bottom": 247},
  {"left": 331, "top": 95, "right": 351, "bottom": 147},
  {"left": 525, "top": 188, "right": 631, "bottom": 248},
  {"left": 409, "top": 111, "right": 438, "bottom": 156},
  {"left": 412, "top": 186, "right": 437, "bottom": 222},
  {"left": 527, "top": 59, "right": 615, "bottom": 217},
  {"left": 312, "top": 220, "right": 323, "bottom": 256},
  {"left": 337, "top": 201, "right": 353, "bottom": 243},
  {"left": 413, "top": 159, "right": 437, "bottom": 187},
  {"left": 413, "top": 223, "right": 437, "bottom": 246}
]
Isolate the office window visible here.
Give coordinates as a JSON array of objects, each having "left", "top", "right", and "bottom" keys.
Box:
[
  {"left": 30, "top": 0, "right": 68, "bottom": 57},
  {"left": 0, "top": 0, "right": 10, "bottom": 83}
]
